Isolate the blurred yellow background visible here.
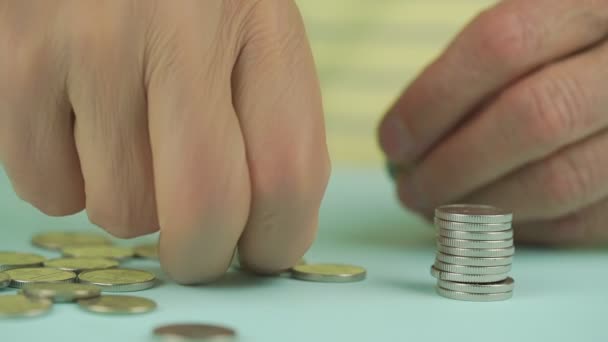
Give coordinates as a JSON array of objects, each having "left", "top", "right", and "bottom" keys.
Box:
[{"left": 296, "top": 0, "right": 496, "bottom": 167}]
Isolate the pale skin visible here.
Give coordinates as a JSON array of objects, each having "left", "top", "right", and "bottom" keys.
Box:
[{"left": 0, "top": 0, "right": 605, "bottom": 285}]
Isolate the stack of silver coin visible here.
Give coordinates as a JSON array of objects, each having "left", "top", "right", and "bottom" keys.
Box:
[{"left": 431, "top": 204, "right": 515, "bottom": 302}]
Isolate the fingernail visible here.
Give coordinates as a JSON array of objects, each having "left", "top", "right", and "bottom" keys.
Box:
[
  {"left": 398, "top": 176, "right": 429, "bottom": 212},
  {"left": 379, "top": 114, "right": 413, "bottom": 162}
]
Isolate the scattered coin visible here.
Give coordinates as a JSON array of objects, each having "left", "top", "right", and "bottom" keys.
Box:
[
  {"left": 134, "top": 244, "right": 159, "bottom": 259},
  {"left": 435, "top": 204, "right": 513, "bottom": 224},
  {"left": 44, "top": 257, "right": 119, "bottom": 273},
  {"left": 290, "top": 263, "right": 366, "bottom": 283},
  {"left": 78, "top": 268, "right": 156, "bottom": 292},
  {"left": 436, "top": 287, "right": 513, "bottom": 302},
  {"left": 435, "top": 253, "right": 513, "bottom": 267},
  {"left": 437, "top": 277, "right": 515, "bottom": 294},
  {"left": 437, "top": 244, "right": 515, "bottom": 258},
  {"left": 430, "top": 266, "right": 508, "bottom": 283},
  {"left": 438, "top": 228, "right": 513, "bottom": 241},
  {"left": 22, "top": 283, "right": 101, "bottom": 302},
  {"left": 433, "top": 261, "right": 511, "bottom": 275},
  {"left": 32, "top": 231, "right": 112, "bottom": 250},
  {"left": 0, "top": 294, "right": 52, "bottom": 318},
  {"left": 0, "top": 251, "right": 46, "bottom": 271},
  {"left": 434, "top": 218, "right": 511, "bottom": 232},
  {"left": 62, "top": 246, "right": 135, "bottom": 261},
  {"left": 153, "top": 323, "right": 237, "bottom": 341},
  {"left": 437, "top": 237, "right": 514, "bottom": 249},
  {"left": 5, "top": 268, "right": 77, "bottom": 288},
  {"left": 0, "top": 272, "right": 9, "bottom": 289},
  {"left": 78, "top": 295, "right": 156, "bottom": 314}
]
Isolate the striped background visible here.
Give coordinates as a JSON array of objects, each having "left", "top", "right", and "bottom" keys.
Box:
[{"left": 296, "top": 0, "right": 496, "bottom": 166}]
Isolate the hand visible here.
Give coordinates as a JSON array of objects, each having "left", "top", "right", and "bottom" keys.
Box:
[
  {"left": 0, "top": 0, "right": 330, "bottom": 283},
  {"left": 378, "top": 0, "right": 608, "bottom": 246}
]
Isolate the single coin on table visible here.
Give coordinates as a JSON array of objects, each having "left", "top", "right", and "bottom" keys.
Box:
[
  {"left": 32, "top": 231, "right": 112, "bottom": 250},
  {"left": 78, "top": 295, "right": 156, "bottom": 314},
  {"left": 438, "top": 228, "right": 513, "bottom": 241},
  {"left": 62, "top": 246, "right": 135, "bottom": 261},
  {"left": 44, "top": 257, "right": 119, "bottom": 273},
  {"left": 437, "top": 237, "right": 514, "bottom": 249},
  {"left": 22, "top": 283, "right": 101, "bottom": 303},
  {"left": 436, "top": 287, "right": 513, "bottom": 302},
  {"left": 5, "top": 268, "right": 76, "bottom": 289},
  {"left": 435, "top": 253, "right": 513, "bottom": 267},
  {"left": 437, "top": 277, "right": 515, "bottom": 294},
  {"left": 434, "top": 218, "right": 511, "bottom": 232},
  {"left": 0, "top": 251, "right": 46, "bottom": 271},
  {"left": 434, "top": 204, "right": 513, "bottom": 224},
  {"left": 0, "top": 295, "right": 52, "bottom": 318},
  {"left": 437, "top": 244, "right": 515, "bottom": 258},
  {"left": 0, "top": 272, "right": 10, "bottom": 289},
  {"left": 433, "top": 261, "right": 511, "bottom": 275},
  {"left": 134, "top": 244, "right": 159, "bottom": 259},
  {"left": 153, "top": 323, "right": 237, "bottom": 341},
  {"left": 78, "top": 268, "right": 156, "bottom": 292},
  {"left": 430, "top": 266, "right": 508, "bottom": 283},
  {"left": 290, "top": 263, "right": 366, "bottom": 283}
]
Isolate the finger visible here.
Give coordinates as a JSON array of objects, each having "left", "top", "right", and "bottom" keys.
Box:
[
  {"left": 147, "top": 3, "right": 251, "bottom": 284},
  {"left": 515, "top": 198, "right": 608, "bottom": 247},
  {"left": 67, "top": 8, "right": 158, "bottom": 237},
  {"left": 398, "top": 38, "right": 608, "bottom": 211},
  {"left": 465, "top": 129, "right": 608, "bottom": 221},
  {"left": 231, "top": 0, "right": 330, "bottom": 273},
  {"left": 0, "top": 23, "right": 84, "bottom": 215},
  {"left": 378, "top": 0, "right": 608, "bottom": 164}
]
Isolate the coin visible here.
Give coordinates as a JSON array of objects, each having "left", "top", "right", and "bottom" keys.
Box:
[
  {"left": 5, "top": 268, "right": 76, "bottom": 288},
  {"left": 437, "top": 277, "right": 515, "bottom": 294},
  {"left": 434, "top": 204, "right": 512, "bottom": 224},
  {"left": 435, "top": 253, "right": 513, "bottom": 267},
  {"left": 44, "top": 257, "right": 119, "bottom": 273},
  {"left": 0, "top": 251, "right": 46, "bottom": 271},
  {"left": 32, "top": 231, "right": 111, "bottom": 250},
  {"left": 0, "top": 272, "right": 10, "bottom": 289},
  {"left": 434, "top": 218, "right": 511, "bottom": 232},
  {"left": 436, "top": 287, "right": 513, "bottom": 302},
  {"left": 78, "top": 295, "right": 156, "bottom": 314},
  {"left": 0, "top": 295, "right": 52, "bottom": 318},
  {"left": 433, "top": 261, "right": 511, "bottom": 275},
  {"left": 134, "top": 244, "right": 159, "bottom": 259},
  {"left": 437, "top": 244, "right": 515, "bottom": 258},
  {"left": 438, "top": 228, "right": 513, "bottom": 241},
  {"left": 62, "top": 246, "right": 135, "bottom": 261},
  {"left": 153, "top": 323, "right": 237, "bottom": 341},
  {"left": 437, "top": 237, "right": 513, "bottom": 249},
  {"left": 22, "top": 283, "right": 101, "bottom": 302},
  {"left": 290, "top": 263, "right": 366, "bottom": 283},
  {"left": 78, "top": 268, "right": 156, "bottom": 292},
  {"left": 430, "top": 266, "right": 508, "bottom": 283}
]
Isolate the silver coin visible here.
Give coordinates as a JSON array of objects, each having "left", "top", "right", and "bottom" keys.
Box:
[
  {"left": 433, "top": 261, "right": 511, "bottom": 275},
  {"left": 438, "top": 237, "right": 513, "bottom": 249},
  {"left": 435, "top": 253, "right": 512, "bottom": 267},
  {"left": 0, "top": 272, "right": 9, "bottom": 289},
  {"left": 434, "top": 218, "right": 511, "bottom": 232},
  {"left": 430, "top": 266, "right": 508, "bottom": 283},
  {"left": 436, "top": 286, "right": 513, "bottom": 302},
  {"left": 435, "top": 204, "right": 512, "bottom": 224},
  {"left": 78, "top": 269, "right": 156, "bottom": 292},
  {"left": 153, "top": 323, "right": 237, "bottom": 341},
  {"left": 437, "top": 277, "right": 515, "bottom": 294},
  {"left": 438, "top": 228, "right": 513, "bottom": 241},
  {"left": 437, "top": 244, "right": 515, "bottom": 258}
]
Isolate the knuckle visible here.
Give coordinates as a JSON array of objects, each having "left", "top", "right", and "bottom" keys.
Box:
[{"left": 539, "top": 154, "right": 591, "bottom": 212}]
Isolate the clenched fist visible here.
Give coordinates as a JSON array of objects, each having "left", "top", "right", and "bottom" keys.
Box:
[
  {"left": 0, "top": 1, "right": 330, "bottom": 284},
  {"left": 379, "top": 0, "right": 608, "bottom": 246}
]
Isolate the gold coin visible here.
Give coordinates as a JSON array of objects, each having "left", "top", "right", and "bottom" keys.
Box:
[
  {"left": 0, "top": 251, "right": 46, "bottom": 271},
  {"left": 5, "top": 267, "right": 77, "bottom": 288},
  {"left": 44, "top": 257, "right": 119, "bottom": 273},
  {"left": 78, "top": 295, "right": 156, "bottom": 314},
  {"left": 290, "top": 263, "right": 366, "bottom": 283},
  {"left": 22, "top": 283, "right": 101, "bottom": 302},
  {"left": 134, "top": 244, "right": 159, "bottom": 259},
  {"left": 32, "top": 231, "right": 112, "bottom": 250},
  {"left": 62, "top": 246, "right": 134, "bottom": 261},
  {"left": 153, "top": 323, "right": 237, "bottom": 341},
  {"left": 0, "top": 272, "right": 9, "bottom": 288},
  {"left": 78, "top": 268, "right": 156, "bottom": 292},
  {"left": 0, "top": 295, "right": 52, "bottom": 318}
]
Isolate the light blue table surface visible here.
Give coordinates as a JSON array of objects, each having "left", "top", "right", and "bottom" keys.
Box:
[{"left": 1, "top": 166, "right": 607, "bottom": 342}]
